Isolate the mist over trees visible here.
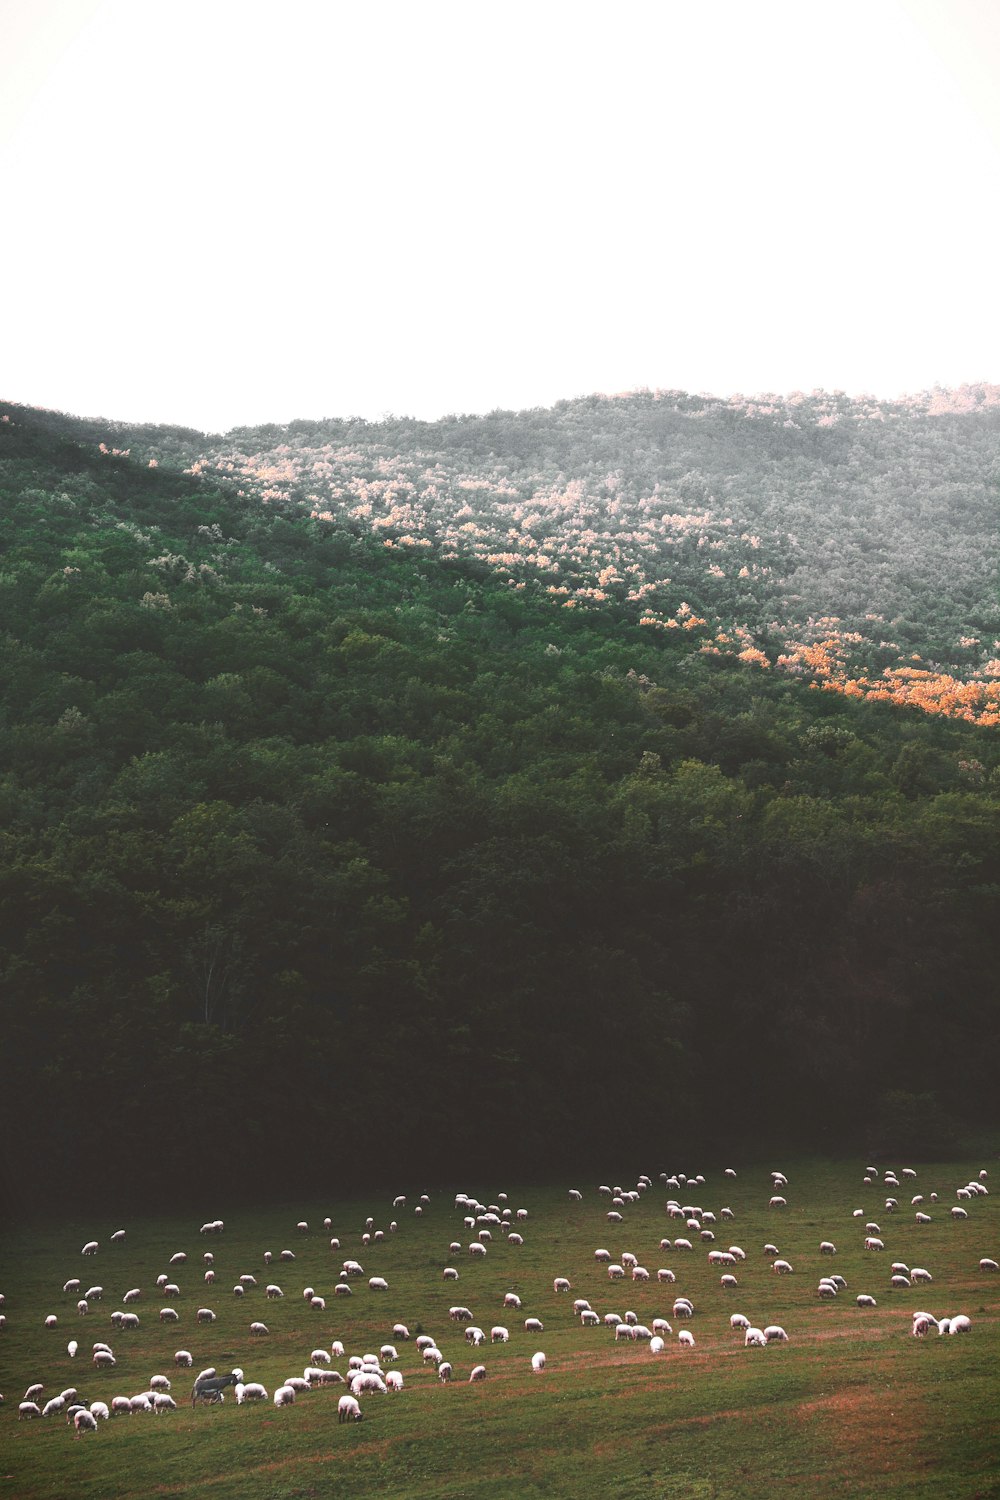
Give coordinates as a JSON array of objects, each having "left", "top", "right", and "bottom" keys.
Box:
[{"left": 1, "top": 395, "right": 998, "bottom": 1210}]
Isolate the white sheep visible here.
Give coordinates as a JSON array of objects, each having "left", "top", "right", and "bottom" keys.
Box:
[
  {"left": 720, "top": 1274, "right": 739, "bottom": 1289},
  {"left": 856, "top": 1295, "right": 877, "bottom": 1308},
  {"left": 386, "top": 1370, "right": 403, "bottom": 1391},
  {"left": 979, "top": 1258, "right": 998, "bottom": 1272},
  {"left": 274, "top": 1385, "right": 296, "bottom": 1407},
  {"left": 469, "top": 1365, "right": 487, "bottom": 1382},
  {"left": 89, "top": 1401, "right": 109, "bottom": 1420},
  {"left": 678, "top": 1330, "right": 695, "bottom": 1348},
  {"left": 19, "top": 1403, "right": 41, "bottom": 1420},
  {"left": 443, "top": 1268, "right": 459, "bottom": 1281},
  {"left": 153, "top": 1394, "right": 177, "bottom": 1414},
  {"left": 438, "top": 1363, "right": 452, "bottom": 1382},
  {"left": 531, "top": 1352, "right": 546, "bottom": 1371},
  {"left": 524, "top": 1317, "right": 543, "bottom": 1333},
  {"left": 508, "top": 1233, "right": 523, "bottom": 1247},
  {"left": 120, "top": 1313, "right": 139, "bottom": 1329},
  {"left": 948, "top": 1315, "right": 972, "bottom": 1334},
  {"left": 764, "top": 1326, "right": 788, "bottom": 1343},
  {"left": 249, "top": 1322, "right": 269, "bottom": 1336},
  {"left": 745, "top": 1327, "right": 767, "bottom": 1347},
  {"left": 553, "top": 1277, "right": 571, "bottom": 1292},
  {"left": 111, "top": 1396, "right": 132, "bottom": 1415},
  {"left": 81, "top": 1242, "right": 98, "bottom": 1256},
  {"left": 68, "top": 1340, "right": 78, "bottom": 1358},
  {"left": 196, "top": 1308, "right": 216, "bottom": 1324},
  {"left": 911, "top": 1267, "right": 933, "bottom": 1283},
  {"left": 74, "top": 1408, "right": 98, "bottom": 1434},
  {"left": 730, "top": 1313, "right": 750, "bottom": 1330},
  {"left": 465, "top": 1326, "right": 486, "bottom": 1346},
  {"left": 174, "top": 1351, "right": 193, "bottom": 1367},
  {"left": 819, "top": 1242, "right": 837, "bottom": 1255},
  {"left": 490, "top": 1326, "right": 509, "bottom": 1343},
  {"left": 266, "top": 1285, "right": 283, "bottom": 1298},
  {"left": 772, "top": 1259, "right": 793, "bottom": 1275},
  {"left": 368, "top": 1277, "right": 388, "bottom": 1292},
  {"left": 42, "top": 1396, "right": 67, "bottom": 1417},
  {"left": 159, "top": 1309, "right": 179, "bottom": 1323},
  {"left": 649, "top": 1336, "right": 665, "bottom": 1354},
  {"left": 238, "top": 1382, "right": 269, "bottom": 1403}
]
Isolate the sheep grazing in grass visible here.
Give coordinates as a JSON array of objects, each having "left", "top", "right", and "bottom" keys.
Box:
[
  {"left": 438, "top": 1363, "right": 452, "bottom": 1382},
  {"left": 63, "top": 1280, "right": 81, "bottom": 1295},
  {"left": 81, "top": 1242, "right": 98, "bottom": 1256},
  {"left": 74, "top": 1409, "right": 98, "bottom": 1434},
  {"left": 42, "top": 1396, "right": 66, "bottom": 1417},
  {"left": 93, "top": 1350, "right": 116, "bottom": 1368},
  {"left": 745, "top": 1328, "right": 767, "bottom": 1348},
  {"left": 490, "top": 1326, "right": 509, "bottom": 1343},
  {"left": 385, "top": 1370, "right": 403, "bottom": 1392},
  {"left": 153, "top": 1394, "right": 176, "bottom": 1414},
  {"left": 469, "top": 1365, "right": 487, "bottom": 1382},
  {"left": 678, "top": 1330, "right": 695, "bottom": 1348},
  {"left": 912, "top": 1315, "right": 937, "bottom": 1337},
  {"left": 948, "top": 1315, "right": 972, "bottom": 1335},
  {"left": 764, "top": 1326, "right": 788, "bottom": 1343},
  {"left": 266, "top": 1285, "right": 283, "bottom": 1299},
  {"left": 773, "top": 1259, "right": 793, "bottom": 1275},
  {"left": 149, "top": 1376, "right": 170, "bottom": 1392},
  {"left": 819, "top": 1242, "right": 837, "bottom": 1255},
  {"left": 174, "top": 1352, "right": 193, "bottom": 1367},
  {"left": 90, "top": 1401, "right": 109, "bottom": 1420},
  {"left": 768, "top": 1197, "right": 787, "bottom": 1210},
  {"left": 68, "top": 1340, "right": 78, "bottom": 1358},
  {"left": 19, "top": 1403, "right": 41, "bottom": 1420},
  {"left": 237, "top": 1382, "right": 268, "bottom": 1403},
  {"left": 524, "top": 1317, "right": 544, "bottom": 1333},
  {"left": 196, "top": 1308, "right": 216, "bottom": 1324},
  {"left": 274, "top": 1386, "right": 296, "bottom": 1408},
  {"left": 911, "top": 1268, "right": 933, "bottom": 1283},
  {"left": 951, "top": 1207, "right": 968, "bottom": 1220},
  {"left": 720, "top": 1274, "right": 738, "bottom": 1289},
  {"left": 249, "top": 1322, "right": 269, "bottom": 1336},
  {"left": 465, "top": 1327, "right": 486, "bottom": 1346},
  {"left": 856, "top": 1295, "right": 877, "bottom": 1308},
  {"left": 891, "top": 1274, "right": 911, "bottom": 1289},
  {"left": 553, "top": 1277, "right": 571, "bottom": 1293},
  {"left": 443, "top": 1267, "right": 459, "bottom": 1281},
  {"left": 979, "top": 1258, "right": 998, "bottom": 1272},
  {"left": 916, "top": 1212, "right": 933, "bottom": 1224},
  {"left": 730, "top": 1313, "right": 750, "bottom": 1330},
  {"left": 160, "top": 1309, "right": 179, "bottom": 1323},
  {"left": 337, "top": 1394, "right": 362, "bottom": 1422},
  {"left": 531, "top": 1351, "right": 546, "bottom": 1371}
]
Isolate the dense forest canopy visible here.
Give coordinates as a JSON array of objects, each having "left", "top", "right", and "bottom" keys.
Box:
[{"left": 1, "top": 396, "right": 998, "bottom": 1210}]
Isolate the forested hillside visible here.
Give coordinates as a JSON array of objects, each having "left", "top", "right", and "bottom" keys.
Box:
[
  {"left": 1, "top": 399, "right": 998, "bottom": 1210},
  {"left": 25, "top": 383, "right": 1000, "bottom": 722}
]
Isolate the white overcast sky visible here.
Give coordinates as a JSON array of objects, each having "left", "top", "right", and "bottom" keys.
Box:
[{"left": 2, "top": 0, "right": 999, "bottom": 432}]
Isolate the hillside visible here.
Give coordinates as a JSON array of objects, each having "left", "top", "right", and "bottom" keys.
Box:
[
  {"left": 1, "top": 399, "right": 998, "bottom": 1210},
  {"left": 19, "top": 383, "right": 1000, "bottom": 723}
]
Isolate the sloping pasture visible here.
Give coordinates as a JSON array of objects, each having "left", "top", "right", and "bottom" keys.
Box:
[{"left": 1, "top": 1158, "right": 997, "bottom": 1498}]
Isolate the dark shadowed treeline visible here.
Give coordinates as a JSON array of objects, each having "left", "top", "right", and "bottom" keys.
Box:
[{"left": 1, "top": 405, "right": 998, "bottom": 1210}]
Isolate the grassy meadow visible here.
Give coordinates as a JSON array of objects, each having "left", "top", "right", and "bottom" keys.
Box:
[{"left": 1, "top": 1158, "right": 998, "bottom": 1499}]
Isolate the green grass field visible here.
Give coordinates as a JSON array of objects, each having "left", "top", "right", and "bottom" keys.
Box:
[{"left": 1, "top": 1158, "right": 998, "bottom": 1499}]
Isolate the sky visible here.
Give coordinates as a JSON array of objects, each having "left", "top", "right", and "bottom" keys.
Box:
[{"left": 2, "top": 0, "right": 1000, "bottom": 433}]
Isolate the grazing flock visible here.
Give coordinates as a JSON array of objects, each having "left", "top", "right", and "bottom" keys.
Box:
[{"left": 2, "top": 1164, "right": 995, "bottom": 1442}]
